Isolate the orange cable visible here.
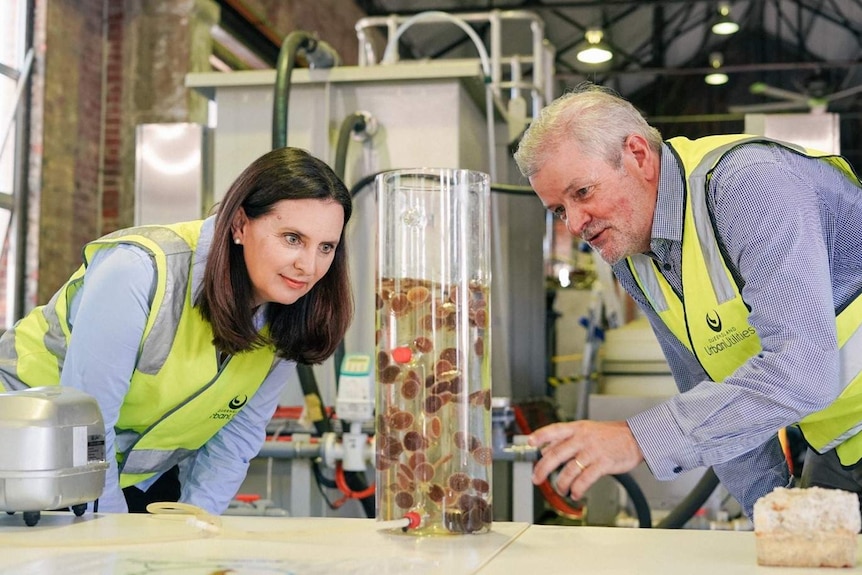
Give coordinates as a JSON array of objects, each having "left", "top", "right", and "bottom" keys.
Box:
[
  {"left": 512, "top": 405, "right": 586, "bottom": 520},
  {"left": 334, "top": 461, "right": 376, "bottom": 502}
]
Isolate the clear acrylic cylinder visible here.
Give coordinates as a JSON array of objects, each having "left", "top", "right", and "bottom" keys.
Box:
[{"left": 375, "top": 168, "right": 493, "bottom": 535}]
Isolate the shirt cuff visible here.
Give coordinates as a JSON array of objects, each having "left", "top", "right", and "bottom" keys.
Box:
[{"left": 627, "top": 401, "right": 702, "bottom": 480}]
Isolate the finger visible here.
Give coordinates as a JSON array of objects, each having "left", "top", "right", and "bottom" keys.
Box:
[
  {"left": 528, "top": 422, "right": 577, "bottom": 447},
  {"left": 531, "top": 440, "right": 580, "bottom": 484},
  {"left": 532, "top": 451, "right": 561, "bottom": 485},
  {"left": 568, "top": 460, "right": 603, "bottom": 501},
  {"left": 552, "top": 457, "right": 586, "bottom": 495}
]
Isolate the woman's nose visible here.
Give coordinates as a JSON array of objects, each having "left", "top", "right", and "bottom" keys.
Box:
[{"left": 294, "top": 249, "right": 316, "bottom": 274}]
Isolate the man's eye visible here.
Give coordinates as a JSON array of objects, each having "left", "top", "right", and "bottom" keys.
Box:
[{"left": 552, "top": 206, "right": 567, "bottom": 221}]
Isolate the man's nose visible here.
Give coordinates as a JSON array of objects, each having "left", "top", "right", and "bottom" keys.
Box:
[{"left": 564, "top": 206, "right": 589, "bottom": 237}]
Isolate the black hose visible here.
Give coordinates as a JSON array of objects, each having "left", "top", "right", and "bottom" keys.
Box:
[
  {"left": 350, "top": 175, "right": 535, "bottom": 200},
  {"left": 349, "top": 172, "right": 382, "bottom": 198},
  {"left": 334, "top": 113, "right": 368, "bottom": 180},
  {"left": 344, "top": 471, "right": 376, "bottom": 518},
  {"left": 655, "top": 467, "right": 720, "bottom": 528},
  {"left": 612, "top": 472, "right": 652, "bottom": 528},
  {"left": 272, "top": 31, "right": 315, "bottom": 149},
  {"left": 491, "top": 183, "right": 535, "bottom": 196},
  {"left": 330, "top": 113, "right": 371, "bottom": 382}
]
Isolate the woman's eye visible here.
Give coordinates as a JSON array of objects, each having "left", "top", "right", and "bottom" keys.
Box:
[
  {"left": 285, "top": 234, "right": 300, "bottom": 245},
  {"left": 320, "top": 244, "right": 335, "bottom": 255}
]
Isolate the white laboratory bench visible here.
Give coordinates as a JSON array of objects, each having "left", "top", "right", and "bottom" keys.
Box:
[{"left": 0, "top": 512, "right": 856, "bottom": 574}]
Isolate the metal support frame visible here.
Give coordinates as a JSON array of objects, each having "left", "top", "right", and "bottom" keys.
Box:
[{"left": 355, "top": 9, "right": 553, "bottom": 119}]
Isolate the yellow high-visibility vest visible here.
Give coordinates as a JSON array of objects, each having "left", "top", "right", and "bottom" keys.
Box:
[
  {"left": 627, "top": 135, "right": 862, "bottom": 464},
  {"left": 0, "top": 221, "right": 277, "bottom": 486}
]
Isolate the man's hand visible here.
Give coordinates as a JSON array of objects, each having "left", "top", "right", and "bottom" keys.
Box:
[{"left": 528, "top": 420, "right": 645, "bottom": 500}]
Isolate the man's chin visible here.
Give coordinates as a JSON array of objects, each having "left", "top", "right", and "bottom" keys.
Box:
[{"left": 593, "top": 246, "right": 619, "bottom": 266}]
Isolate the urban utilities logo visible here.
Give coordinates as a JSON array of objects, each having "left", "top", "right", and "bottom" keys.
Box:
[
  {"left": 705, "top": 310, "right": 722, "bottom": 332},
  {"left": 228, "top": 394, "right": 248, "bottom": 410},
  {"left": 212, "top": 394, "right": 248, "bottom": 420},
  {"left": 703, "top": 309, "right": 757, "bottom": 356}
]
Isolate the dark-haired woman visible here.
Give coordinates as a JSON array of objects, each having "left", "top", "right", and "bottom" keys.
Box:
[{"left": 0, "top": 146, "right": 353, "bottom": 514}]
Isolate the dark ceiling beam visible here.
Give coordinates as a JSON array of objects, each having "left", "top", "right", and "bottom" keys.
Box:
[
  {"left": 426, "top": 23, "right": 492, "bottom": 60},
  {"left": 214, "top": 0, "right": 280, "bottom": 65},
  {"left": 550, "top": 5, "right": 640, "bottom": 65},
  {"left": 556, "top": 58, "right": 862, "bottom": 79},
  {"left": 796, "top": 0, "right": 862, "bottom": 36},
  {"left": 651, "top": 5, "right": 665, "bottom": 67},
  {"left": 628, "top": 2, "right": 707, "bottom": 65}
]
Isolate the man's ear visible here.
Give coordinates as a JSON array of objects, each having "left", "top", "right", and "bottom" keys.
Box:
[{"left": 625, "top": 134, "right": 658, "bottom": 181}]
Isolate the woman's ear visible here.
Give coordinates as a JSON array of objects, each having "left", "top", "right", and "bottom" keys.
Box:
[{"left": 231, "top": 207, "right": 248, "bottom": 244}]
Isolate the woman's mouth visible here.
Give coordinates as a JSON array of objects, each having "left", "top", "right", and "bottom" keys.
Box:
[{"left": 283, "top": 276, "right": 307, "bottom": 290}]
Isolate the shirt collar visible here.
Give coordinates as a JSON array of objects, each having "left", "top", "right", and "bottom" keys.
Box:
[{"left": 648, "top": 142, "right": 685, "bottom": 259}]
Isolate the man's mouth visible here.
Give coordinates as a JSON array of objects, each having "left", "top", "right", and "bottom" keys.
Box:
[{"left": 584, "top": 228, "right": 603, "bottom": 243}]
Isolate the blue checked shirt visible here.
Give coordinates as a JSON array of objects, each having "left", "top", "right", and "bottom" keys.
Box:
[{"left": 613, "top": 141, "right": 862, "bottom": 517}]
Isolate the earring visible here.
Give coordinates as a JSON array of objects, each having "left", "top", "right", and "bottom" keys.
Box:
[{"left": 233, "top": 237, "right": 241, "bottom": 245}]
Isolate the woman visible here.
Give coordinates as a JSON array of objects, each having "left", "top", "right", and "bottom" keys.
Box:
[{"left": 0, "top": 147, "right": 353, "bottom": 514}]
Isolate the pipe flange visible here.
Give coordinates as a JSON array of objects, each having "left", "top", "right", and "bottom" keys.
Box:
[{"left": 351, "top": 111, "right": 378, "bottom": 142}]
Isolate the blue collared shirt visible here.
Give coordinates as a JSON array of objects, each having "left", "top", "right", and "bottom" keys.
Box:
[
  {"left": 63, "top": 216, "right": 294, "bottom": 514},
  {"left": 613, "top": 141, "right": 862, "bottom": 517}
]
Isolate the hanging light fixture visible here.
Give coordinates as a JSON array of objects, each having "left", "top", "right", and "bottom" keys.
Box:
[
  {"left": 711, "top": 2, "right": 740, "bottom": 35},
  {"left": 576, "top": 29, "right": 614, "bottom": 64},
  {"left": 704, "top": 52, "right": 729, "bottom": 85}
]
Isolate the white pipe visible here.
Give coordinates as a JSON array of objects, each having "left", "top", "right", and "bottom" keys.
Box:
[
  {"left": 381, "top": 11, "right": 491, "bottom": 79},
  {"left": 380, "top": 11, "right": 497, "bottom": 181}
]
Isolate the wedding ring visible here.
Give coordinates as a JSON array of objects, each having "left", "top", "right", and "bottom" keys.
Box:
[{"left": 574, "top": 457, "right": 586, "bottom": 471}]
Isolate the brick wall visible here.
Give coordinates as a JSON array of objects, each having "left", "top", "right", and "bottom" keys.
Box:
[
  {"left": 37, "top": 0, "right": 105, "bottom": 303},
  {"left": 30, "top": 0, "right": 218, "bottom": 306},
  {"left": 100, "top": 0, "right": 124, "bottom": 234}
]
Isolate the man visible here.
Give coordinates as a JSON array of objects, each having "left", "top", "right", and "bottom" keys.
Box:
[{"left": 514, "top": 82, "right": 862, "bottom": 518}]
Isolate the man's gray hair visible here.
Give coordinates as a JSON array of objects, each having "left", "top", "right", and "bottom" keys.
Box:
[{"left": 514, "top": 83, "right": 663, "bottom": 177}]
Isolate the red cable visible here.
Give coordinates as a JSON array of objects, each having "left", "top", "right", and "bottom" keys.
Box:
[
  {"left": 335, "top": 461, "right": 376, "bottom": 501},
  {"left": 513, "top": 405, "right": 586, "bottom": 521}
]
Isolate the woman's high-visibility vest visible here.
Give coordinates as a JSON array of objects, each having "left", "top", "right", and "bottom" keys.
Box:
[
  {"left": 627, "top": 135, "right": 862, "bottom": 465},
  {"left": 0, "top": 221, "right": 278, "bottom": 486}
]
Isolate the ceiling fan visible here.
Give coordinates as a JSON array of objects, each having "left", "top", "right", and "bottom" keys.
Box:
[{"left": 729, "top": 79, "right": 862, "bottom": 115}]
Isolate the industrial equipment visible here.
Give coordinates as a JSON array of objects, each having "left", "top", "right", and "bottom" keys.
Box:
[{"left": 0, "top": 386, "right": 108, "bottom": 526}]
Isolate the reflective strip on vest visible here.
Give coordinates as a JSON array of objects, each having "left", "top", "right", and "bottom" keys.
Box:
[
  {"left": 83, "top": 226, "right": 193, "bottom": 375},
  {"left": 115, "top": 434, "right": 194, "bottom": 476}
]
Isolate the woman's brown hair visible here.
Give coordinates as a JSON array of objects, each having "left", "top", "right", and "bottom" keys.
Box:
[{"left": 196, "top": 147, "right": 353, "bottom": 364}]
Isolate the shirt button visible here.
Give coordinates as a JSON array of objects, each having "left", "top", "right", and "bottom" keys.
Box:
[
  {"left": 673, "top": 466, "right": 683, "bottom": 474},
  {"left": 663, "top": 263, "right": 672, "bottom": 271}
]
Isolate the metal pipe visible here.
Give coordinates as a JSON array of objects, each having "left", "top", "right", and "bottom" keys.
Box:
[{"left": 257, "top": 440, "right": 322, "bottom": 460}]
